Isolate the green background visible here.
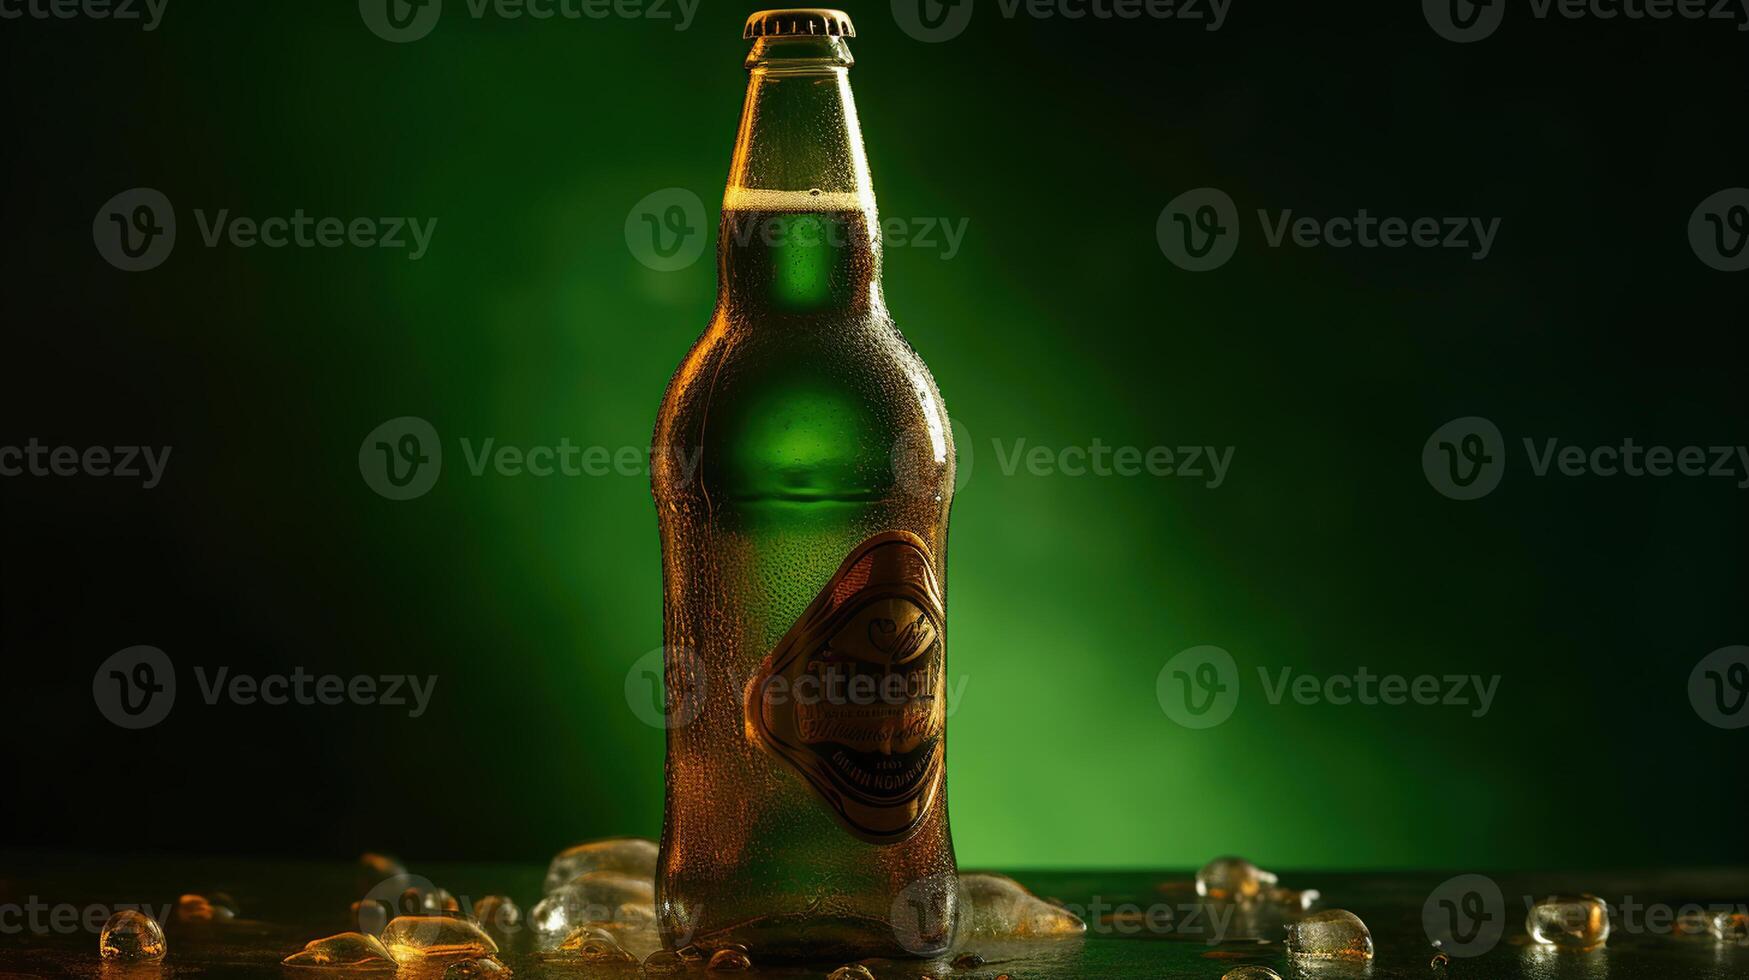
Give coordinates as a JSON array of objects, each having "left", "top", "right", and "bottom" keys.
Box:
[{"left": 2, "top": 1, "right": 1745, "bottom": 873}]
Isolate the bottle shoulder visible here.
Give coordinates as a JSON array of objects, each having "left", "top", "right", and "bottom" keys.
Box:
[{"left": 651, "top": 312, "right": 954, "bottom": 503}]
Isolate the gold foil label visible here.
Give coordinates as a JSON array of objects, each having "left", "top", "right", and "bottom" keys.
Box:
[{"left": 747, "top": 530, "right": 946, "bottom": 844}]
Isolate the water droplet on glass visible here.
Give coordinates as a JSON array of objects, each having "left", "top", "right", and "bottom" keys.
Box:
[
  {"left": 707, "top": 944, "right": 752, "bottom": 970},
  {"left": 542, "top": 838, "right": 658, "bottom": 894},
  {"left": 282, "top": 932, "right": 396, "bottom": 970},
  {"left": 1285, "top": 909, "right": 1375, "bottom": 960},
  {"left": 380, "top": 916, "right": 499, "bottom": 961},
  {"left": 99, "top": 909, "right": 167, "bottom": 962},
  {"left": 959, "top": 872, "right": 1086, "bottom": 939},
  {"left": 1196, "top": 857, "right": 1279, "bottom": 901},
  {"left": 1525, "top": 895, "right": 1609, "bottom": 949}
]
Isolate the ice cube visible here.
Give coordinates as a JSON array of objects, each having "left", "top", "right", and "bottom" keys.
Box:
[
  {"left": 542, "top": 838, "right": 659, "bottom": 894},
  {"left": 281, "top": 932, "right": 396, "bottom": 970},
  {"left": 1220, "top": 968, "right": 1283, "bottom": 980},
  {"left": 441, "top": 956, "right": 510, "bottom": 979},
  {"left": 1710, "top": 911, "right": 1749, "bottom": 945},
  {"left": 1266, "top": 887, "right": 1320, "bottom": 911},
  {"left": 1196, "top": 857, "right": 1278, "bottom": 901},
  {"left": 471, "top": 896, "right": 521, "bottom": 939},
  {"left": 380, "top": 916, "right": 499, "bottom": 961},
  {"left": 174, "top": 893, "right": 237, "bottom": 924},
  {"left": 706, "top": 944, "right": 752, "bottom": 971},
  {"left": 541, "top": 926, "right": 635, "bottom": 964},
  {"left": 530, "top": 872, "right": 656, "bottom": 949},
  {"left": 827, "top": 965, "right": 877, "bottom": 980},
  {"left": 959, "top": 872, "right": 1086, "bottom": 939},
  {"left": 1285, "top": 909, "right": 1375, "bottom": 960},
  {"left": 1525, "top": 895, "right": 1609, "bottom": 949},
  {"left": 641, "top": 949, "right": 686, "bottom": 974},
  {"left": 99, "top": 909, "right": 166, "bottom": 962}
]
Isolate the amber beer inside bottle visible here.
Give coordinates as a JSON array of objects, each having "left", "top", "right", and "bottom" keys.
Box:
[{"left": 650, "top": 9, "right": 959, "bottom": 962}]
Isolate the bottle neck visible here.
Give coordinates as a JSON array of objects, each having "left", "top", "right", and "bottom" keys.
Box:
[{"left": 719, "top": 37, "right": 882, "bottom": 317}]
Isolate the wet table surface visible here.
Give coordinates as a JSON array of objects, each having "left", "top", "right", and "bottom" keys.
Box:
[{"left": 2, "top": 855, "right": 1747, "bottom": 978}]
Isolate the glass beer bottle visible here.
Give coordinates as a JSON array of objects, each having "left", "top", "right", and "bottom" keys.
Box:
[{"left": 649, "top": 8, "right": 959, "bottom": 962}]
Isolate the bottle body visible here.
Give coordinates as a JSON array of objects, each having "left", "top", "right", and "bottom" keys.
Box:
[{"left": 650, "top": 17, "right": 958, "bottom": 961}]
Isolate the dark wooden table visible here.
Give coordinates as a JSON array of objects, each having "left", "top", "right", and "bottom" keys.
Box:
[{"left": 3, "top": 854, "right": 1746, "bottom": 978}]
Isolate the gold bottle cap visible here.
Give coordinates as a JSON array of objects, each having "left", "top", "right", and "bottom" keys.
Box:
[{"left": 743, "top": 8, "right": 856, "bottom": 39}]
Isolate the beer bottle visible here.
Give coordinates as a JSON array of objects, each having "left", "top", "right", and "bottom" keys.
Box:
[{"left": 649, "top": 8, "right": 959, "bottom": 961}]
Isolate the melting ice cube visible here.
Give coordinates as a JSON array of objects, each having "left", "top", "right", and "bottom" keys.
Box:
[
  {"left": 281, "top": 932, "right": 396, "bottom": 970},
  {"left": 959, "top": 872, "right": 1087, "bottom": 939},
  {"left": 1285, "top": 909, "right": 1375, "bottom": 960},
  {"left": 99, "top": 909, "right": 167, "bottom": 962},
  {"left": 441, "top": 956, "right": 510, "bottom": 978},
  {"left": 1196, "top": 857, "right": 1278, "bottom": 901},
  {"left": 380, "top": 916, "right": 499, "bottom": 961},
  {"left": 1525, "top": 895, "right": 1609, "bottom": 949},
  {"left": 542, "top": 838, "right": 658, "bottom": 894},
  {"left": 1220, "top": 968, "right": 1283, "bottom": 980},
  {"left": 174, "top": 893, "right": 237, "bottom": 924}
]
